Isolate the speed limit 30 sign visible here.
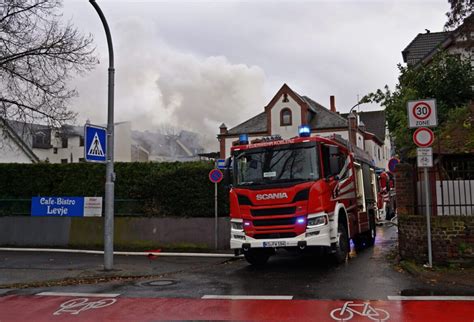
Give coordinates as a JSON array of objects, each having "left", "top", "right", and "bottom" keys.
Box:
[{"left": 407, "top": 99, "right": 437, "bottom": 128}]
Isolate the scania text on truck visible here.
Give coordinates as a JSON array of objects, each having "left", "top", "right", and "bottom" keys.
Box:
[{"left": 224, "top": 128, "right": 378, "bottom": 265}]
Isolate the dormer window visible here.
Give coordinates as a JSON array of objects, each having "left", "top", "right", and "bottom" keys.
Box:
[
  {"left": 34, "top": 132, "right": 46, "bottom": 146},
  {"left": 280, "top": 108, "right": 292, "bottom": 126}
]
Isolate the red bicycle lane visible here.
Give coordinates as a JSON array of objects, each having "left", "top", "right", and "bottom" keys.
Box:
[{"left": 0, "top": 295, "right": 473, "bottom": 321}]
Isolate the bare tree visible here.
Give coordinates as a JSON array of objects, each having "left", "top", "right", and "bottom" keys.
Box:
[{"left": 0, "top": 0, "right": 97, "bottom": 126}]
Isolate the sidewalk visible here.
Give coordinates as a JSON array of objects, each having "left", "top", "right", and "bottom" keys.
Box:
[
  {"left": 0, "top": 249, "right": 235, "bottom": 288},
  {"left": 398, "top": 260, "right": 474, "bottom": 290}
]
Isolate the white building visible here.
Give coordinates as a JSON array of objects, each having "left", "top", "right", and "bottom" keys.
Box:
[
  {"left": 0, "top": 118, "right": 39, "bottom": 163},
  {"left": 218, "top": 83, "right": 392, "bottom": 170},
  {"left": 0, "top": 119, "right": 149, "bottom": 163}
]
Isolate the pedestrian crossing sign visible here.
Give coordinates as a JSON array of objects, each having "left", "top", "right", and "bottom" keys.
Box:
[{"left": 84, "top": 124, "right": 107, "bottom": 163}]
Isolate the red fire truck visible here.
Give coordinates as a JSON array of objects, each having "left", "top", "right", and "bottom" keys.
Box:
[
  {"left": 225, "top": 128, "right": 378, "bottom": 265},
  {"left": 376, "top": 171, "right": 396, "bottom": 222}
]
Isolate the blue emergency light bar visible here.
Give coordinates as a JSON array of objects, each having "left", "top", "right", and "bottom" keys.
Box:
[
  {"left": 239, "top": 134, "right": 249, "bottom": 144},
  {"left": 298, "top": 125, "right": 311, "bottom": 137}
]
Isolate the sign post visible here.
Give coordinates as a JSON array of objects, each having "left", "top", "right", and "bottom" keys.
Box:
[
  {"left": 408, "top": 99, "right": 437, "bottom": 268},
  {"left": 90, "top": 0, "right": 115, "bottom": 271},
  {"left": 209, "top": 167, "right": 223, "bottom": 250}
]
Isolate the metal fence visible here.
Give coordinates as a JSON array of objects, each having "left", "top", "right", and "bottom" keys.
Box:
[
  {"left": 0, "top": 199, "right": 146, "bottom": 216},
  {"left": 416, "top": 155, "right": 474, "bottom": 216}
]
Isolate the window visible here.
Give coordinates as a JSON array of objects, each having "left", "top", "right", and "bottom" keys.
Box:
[
  {"left": 53, "top": 148, "right": 58, "bottom": 154},
  {"left": 280, "top": 108, "right": 292, "bottom": 126},
  {"left": 60, "top": 159, "right": 68, "bottom": 164},
  {"left": 321, "top": 145, "right": 345, "bottom": 178},
  {"left": 34, "top": 132, "right": 46, "bottom": 146},
  {"left": 234, "top": 142, "right": 319, "bottom": 186},
  {"left": 79, "top": 136, "right": 84, "bottom": 147},
  {"left": 61, "top": 137, "right": 68, "bottom": 148}
]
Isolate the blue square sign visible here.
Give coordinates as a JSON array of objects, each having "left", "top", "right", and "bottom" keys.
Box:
[{"left": 84, "top": 124, "right": 107, "bottom": 163}]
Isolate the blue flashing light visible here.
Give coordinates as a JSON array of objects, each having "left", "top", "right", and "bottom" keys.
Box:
[
  {"left": 298, "top": 125, "right": 311, "bottom": 137},
  {"left": 297, "top": 217, "right": 305, "bottom": 224},
  {"left": 239, "top": 134, "right": 249, "bottom": 144}
]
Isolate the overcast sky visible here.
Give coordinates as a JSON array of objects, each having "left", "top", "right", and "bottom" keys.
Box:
[{"left": 62, "top": 0, "right": 450, "bottom": 150}]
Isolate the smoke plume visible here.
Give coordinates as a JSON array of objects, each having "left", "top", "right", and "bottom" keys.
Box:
[{"left": 69, "top": 16, "right": 266, "bottom": 151}]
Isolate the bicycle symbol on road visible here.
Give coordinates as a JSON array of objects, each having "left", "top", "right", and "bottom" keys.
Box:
[
  {"left": 330, "top": 301, "right": 390, "bottom": 321},
  {"left": 53, "top": 298, "right": 117, "bottom": 315}
]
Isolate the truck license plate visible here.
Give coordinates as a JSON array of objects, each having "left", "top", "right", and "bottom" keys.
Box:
[{"left": 263, "top": 241, "right": 286, "bottom": 248}]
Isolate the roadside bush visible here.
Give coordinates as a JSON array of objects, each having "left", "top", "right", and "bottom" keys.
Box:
[{"left": 0, "top": 162, "right": 229, "bottom": 217}]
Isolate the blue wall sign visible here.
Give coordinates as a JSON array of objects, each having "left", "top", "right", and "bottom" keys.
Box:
[
  {"left": 216, "top": 159, "right": 226, "bottom": 170},
  {"left": 84, "top": 124, "right": 107, "bottom": 163},
  {"left": 31, "top": 197, "right": 103, "bottom": 217},
  {"left": 32, "top": 197, "right": 84, "bottom": 217}
]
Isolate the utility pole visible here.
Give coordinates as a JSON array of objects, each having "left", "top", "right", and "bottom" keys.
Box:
[{"left": 89, "top": 0, "right": 115, "bottom": 271}]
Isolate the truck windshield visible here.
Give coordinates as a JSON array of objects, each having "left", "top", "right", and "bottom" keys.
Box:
[{"left": 234, "top": 142, "right": 319, "bottom": 186}]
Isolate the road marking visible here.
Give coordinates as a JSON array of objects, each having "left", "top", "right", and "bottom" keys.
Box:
[
  {"left": 37, "top": 292, "right": 120, "bottom": 298},
  {"left": 54, "top": 298, "right": 117, "bottom": 316},
  {"left": 0, "top": 247, "right": 239, "bottom": 258},
  {"left": 388, "top": 295, "right": 474, "bottom": 301},
  {"left": 202, "top": 295, "right": 293, "bottom": 300}
]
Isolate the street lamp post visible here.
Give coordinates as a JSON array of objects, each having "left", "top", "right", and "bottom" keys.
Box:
[
  {"left": 347, "top": 101, "right": 363, "bottom": 152},
  {"left": 89, "top": 0, "right": 115, "bottom": 271}
]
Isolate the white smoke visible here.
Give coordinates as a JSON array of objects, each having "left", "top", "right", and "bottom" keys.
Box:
[{"left": 70, "top": 16, "right": 266, "bottom": 151}]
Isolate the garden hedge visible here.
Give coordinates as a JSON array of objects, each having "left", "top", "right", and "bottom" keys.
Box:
[{"left": 0, "top": 162, "right": 229, "bottom": 217}]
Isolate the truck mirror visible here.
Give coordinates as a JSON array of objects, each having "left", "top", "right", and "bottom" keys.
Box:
[
  {"left": 223, "top": 157, "right": 233, "bottom": 188},
  {"left": 328, "top": 146, "right": 341, "bottom": 175}
]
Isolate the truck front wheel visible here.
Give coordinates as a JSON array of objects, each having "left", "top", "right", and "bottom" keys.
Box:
[
  {"left": 332, "top": 223, "right": 349, "bottom": 264},
  {"left": 244, "top": 249, "right": 272, "bottom": 266}
]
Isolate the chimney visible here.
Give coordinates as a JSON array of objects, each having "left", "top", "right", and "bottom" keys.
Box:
[
  {"left": 330, "top": 96, "right": 336, "bottom": 113},
  {"left": 348, "top": 113, "right": 358, "bottom": 148},
  {"left": 219, "top": 123, "right": 227, "bottom": 135},
  {"left": 218, "top": 123, "right": 228, "bottom": 158}
]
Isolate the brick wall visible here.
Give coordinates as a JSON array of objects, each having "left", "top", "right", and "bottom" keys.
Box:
[
  {"left": 395, "top": 163, "right": 416, "bottom": 216},
  {"left": 395, "top": 162, "right": 474, "bottom": 264},
  {"left": 399, "top": 215, "right": 474, "bottom": 264}
]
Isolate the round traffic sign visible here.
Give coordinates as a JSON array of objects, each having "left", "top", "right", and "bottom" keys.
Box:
[
  {"left": 412, "top": 101, "right": 432, "bottom": 120},
  {"left": 209, "top": 169, "right": 223, "bottom": 183},
  {"left": 388, "top": 158, "right": 399, "bottom": 173},
  {"left": 413, "top": 127, "right": 434, "bottom": 147}
]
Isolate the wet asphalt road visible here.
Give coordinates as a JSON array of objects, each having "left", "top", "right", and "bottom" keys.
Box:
[{"left": 3, "top": 225, "right": 472, "bottom": 300}]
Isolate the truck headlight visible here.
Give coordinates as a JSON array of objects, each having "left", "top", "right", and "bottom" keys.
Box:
[
  {"left": 231, "top": 221, "right": 243, "bottom": 231},
  {"left": 307, "top": 215, "right": 328, "bottom": 228}
]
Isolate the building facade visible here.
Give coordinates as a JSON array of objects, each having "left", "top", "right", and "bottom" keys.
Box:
[{"left": 218, "top": 83, "right": 392, "bottom": 170}]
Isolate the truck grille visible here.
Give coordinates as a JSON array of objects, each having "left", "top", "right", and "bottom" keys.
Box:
[
  {"left": 253, "top": 218, "right": 296, "bottom": 227},
  {"left": 251, "top": 207, "right": 296, "bottom": 217},
  {"left": 253, "top": 232, "right": 296, "bottom": 239}
]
